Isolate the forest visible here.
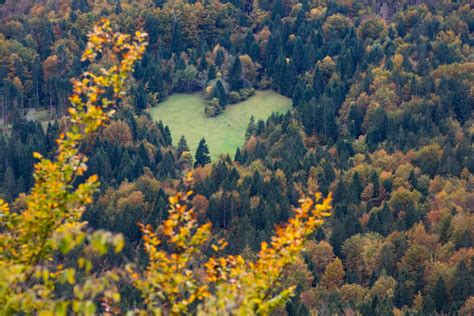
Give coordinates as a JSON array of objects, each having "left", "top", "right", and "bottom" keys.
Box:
[{"left": 0, "top": 0, "right": 473, "bottom": 315}]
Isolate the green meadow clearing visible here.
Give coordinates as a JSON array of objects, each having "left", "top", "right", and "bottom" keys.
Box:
[
  {"left": 0, "top": 108, "right": 53, "bottom": 132},
  {"left": 149, "top": 90, "right": 292, "bottom": 160}
]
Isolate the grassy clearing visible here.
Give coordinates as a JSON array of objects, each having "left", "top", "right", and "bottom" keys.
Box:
[
  {"left": 0, "top": 108, "right": 53, "bottom": 132},
  {"left": 149, "top": 90, "right": 292, "bottom": 160}
]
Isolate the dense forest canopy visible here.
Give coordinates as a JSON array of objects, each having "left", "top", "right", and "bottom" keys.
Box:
[{"left": 0, "top": 0, "right": 473, "bottom": 314}]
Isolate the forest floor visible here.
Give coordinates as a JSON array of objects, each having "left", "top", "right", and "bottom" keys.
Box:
[{"left": 149, "top": 90, "right": 292, "bottom": 160}]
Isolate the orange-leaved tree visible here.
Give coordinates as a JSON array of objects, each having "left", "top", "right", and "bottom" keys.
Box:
[{"left": 0, "top": 19, "right": 147, "bottom": 314}]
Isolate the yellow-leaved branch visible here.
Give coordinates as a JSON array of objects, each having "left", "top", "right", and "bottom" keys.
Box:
[
  {"left": 131, "top": 182, "right": 332, "bottom": 315},
  {"left": 0, "top": 19, "right": 147, "bottom": 314}
]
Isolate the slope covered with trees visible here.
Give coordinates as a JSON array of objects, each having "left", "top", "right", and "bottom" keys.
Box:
[{"left": 0, "top": 0, "right": 473, "bottom": 314}]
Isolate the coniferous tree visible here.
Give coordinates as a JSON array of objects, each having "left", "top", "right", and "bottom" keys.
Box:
[
  {"left": 177, "top": 135, "right": 190, "bottom": 157},
  {"left": 302, "top": 85, "right": 315, "bottom": 103},
  {"left": 243, "top": 31, "right": 259, "bottom": 61},
  {"left": 319, "top": 95, "right": 338, "bottom": 142},
  {"left": 292, "top": 37, "right": 305, "bottom": 73},
  {"left": 234, "top": 147, "right": 242, "bottom": 163},
  {"left": 422, "top": 295, "right": 436, "bottom": 315},
  {"left": 72, "top": 0, "right": 90, "bottom": 11},
  {"left": 312, "top": 64, "right": 326, "bottom": 98},
  {"left": 280, "top": 60, "right": 296, "bottom": 97},
  {"left": 271, "top": 0, "right": 284, "bottom": 20},
  {"left": 292, "top": 82, "right": 304, "bottom": 107},
  {"left": 143, "top": 55, "right": 165, "bottom": 100},
  {"left": 452, "top": 261, "right": 471, "bottom": 305},
  {"left": 158, "top": 151, "right": 176, "bottom": 178},
  {"left": 194, "top": 138, "right": 211, "bottom": 168},
  {"left": 394, "top": 269, "right": 414, "bottom": 308},
  {"left": 114, "top": 1, "right": 122, "bottom": 14},
  {"left": 208, "top": 64, "right": 217, "bottom": 81},
  {"left": 198, "top": 55, "right": 208, "bottom": 71},
  {"left": 215, "top": 49, "right": 225, "bottom": 68},
  {"left": 171, "top": 21, "right": 183, "bottom": 54},
  {"left": 229, "top": 56, "right": 244, "bottom": 91},
  {"left": 432, "top": 277, "right": 449, "bottom": 313},
  {"left": 348, "top": 105, "right": 363, "bottom": 138},
  {"left": 160, "top": 124, "right": 172, "bottom": 146},
  {"left": 245, "top": 115, "right": 256, "bottom": 140},
  {"left": 3, "top": 167, "right": 16, "bottom": 201},
  {"left": 366, "top": 107, "right": 388, "bottom": 150},
  {"left": 212, "top": 80, "right": 228, "bottom": 107},
  {"left": 134, "top": 84, "right": 147, "bottom": 111}
]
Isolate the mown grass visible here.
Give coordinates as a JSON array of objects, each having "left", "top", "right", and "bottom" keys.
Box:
[{"left": 149, "top": 90, "right": 292, "bottom": 160}]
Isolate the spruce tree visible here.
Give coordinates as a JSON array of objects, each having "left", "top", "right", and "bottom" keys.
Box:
[
  {"left": 114, "top": 1, "right": 122, "bottom": 14},
  {"left": 134, "top": 84, "right": 147, "bottom": 111},
  {"left": 433, "top": 277, "right": 449, "bottom": 313},
  {"left": 72, "top": 0, "right": 90, "bottom": 11},
  {"left": 292, "top": 82, "right": 304, "bottom": 107},
  {"left": 234, "top": 147, "right": 242, "bottom": 163},
  {"left": 208, "top": 64, "right": 217, "bottom": 81},
  {"left": 280, "top": 60, "right": 297, "bottom": 97},
  {"left": 171, "top": 21, "right": 183, "bottom": 54},
  {"left": 292, "top": 37, "right": 305, "bottom": 73},
  {"left": 319, "top": 95, "right": 338, "bottom": 142},
  {"left": 394, "top": 270, "right": 414, "bottom": 308},
  {"left": 243, "top": 30, "right": 259, "bottom": 60},
  {"left": 194, "top": 138, "right": 211, "bottom": 168},
  {"left": 162, "top": 125, "right": 172, "bottom": 146},
  {"left": 158, "top": 151, "right": 177, "bottom": 178},
  {"left": 245, "top": 115, "right": 256, "bottom": 140},
  {"left": 312, "top": 64, "right": 326, "bottom": 97},
  {"left": 177, "top": 135, "right": 190, "bottom": 157},
  {"left": 215, "top": 49, "right": 225, "bottom": 68},
  {"left": 422, "top": 295, "right": 436, "bottom": 315},
  {"left": 212, "top": 80, "right": 228, "bottom": 107},
  {"left": 198, "top": 54, "right": 208, "bottom": 71},
  {"left": 143, "top": 55, "right": 165, "bottom": 99},
  {"left": 271, "top": 0, "right": 284, "bottom": 20},
  {"left": 348, "top": 105, "right": 363, "bottom": 137},
  {"left": 452, "top": 261, "right": 471, "bottom": 305},
  {"left": 302, "top": 85, "right": 316, "bottom": 103},
  {"left": 3, "top": 166, "right": 16, "bottom": 201},
  {"left": 229, "top": 56, "right": 243, "bottom": 91},
  {"left": 352, "top": 172, "right": 363, "bottom": 202}
]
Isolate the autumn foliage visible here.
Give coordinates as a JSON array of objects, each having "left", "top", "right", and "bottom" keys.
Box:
[
  {"left": 0, "top": 19, "right": 147, "bottom": 314},
  {"left": 0, "top": 19, "right": 332, "bottom": 315}
]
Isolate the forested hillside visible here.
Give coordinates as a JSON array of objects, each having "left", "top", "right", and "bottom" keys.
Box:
[{"left": 0, "top": 0, "right": 473, "bottom": 314}]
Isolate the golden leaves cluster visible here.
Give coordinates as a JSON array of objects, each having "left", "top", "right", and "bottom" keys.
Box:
[
  {"left": 0, "top": 19, "right": 147, "bottom": 315},
  {"left": 132, "top": 187, "right": 332, "bottom": 315},
  {"left": 130, "top": 191, "right": 212, "bottom": 315},
  {"left": 200, "top": 192, "right": 332, "bottom": 315}
]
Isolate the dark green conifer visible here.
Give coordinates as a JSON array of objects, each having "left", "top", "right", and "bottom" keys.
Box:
[
  {"left": 194, "top": 138, "right": 211, "bottom": 168},
  {"left": 292, "top": 37, "right": 305, "bottom": 73},
  {"left": 215, "top": 49, "right": 225, "bottom": 67},
  {"left": 177, "top": 135, "right": 189, "bottom": 157},
  {"left": 212, "top": 80, "right": 228, "bottom": 107},
  {"left": 229, "top": 56, "right": 243, "bottom": 91},
  {"left": 433, "top": 277, "right": 449, "bottom": 313},
  {"left": 208, "top": 64, "right": 217, "bottom": 81},
  {"left": 245, "top": 115, "right": 256, "bottom": 140}
]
